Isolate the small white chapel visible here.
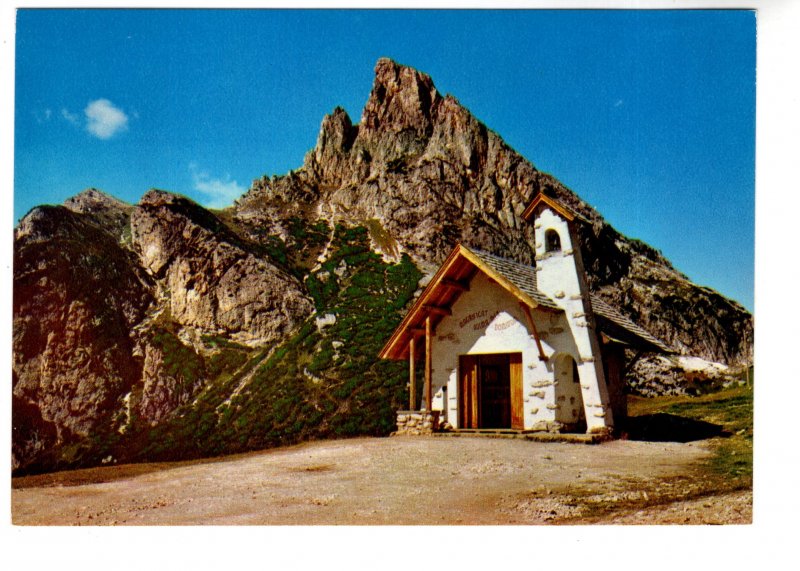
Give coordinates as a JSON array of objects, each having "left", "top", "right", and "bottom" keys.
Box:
[{"left": 379, "top": 192, "right": 672, "bottom": 438}]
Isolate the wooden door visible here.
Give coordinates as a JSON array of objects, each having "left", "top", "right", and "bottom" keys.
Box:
[
  {"left": 509, "top": 352, "right": 524, "bottom": 429},
  {"left": 458, "top": 355, "right": 479, "bottom": 429},
  {"left": 460, "top": 352, "right": 524, "bottom": 430},
  {"left": 479, "top": 354, "right": 511, "bottom": 428}
]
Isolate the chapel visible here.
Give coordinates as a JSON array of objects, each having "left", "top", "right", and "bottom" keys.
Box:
[{"left": 379, "top": 192, "right": 672, "bottom": 437}]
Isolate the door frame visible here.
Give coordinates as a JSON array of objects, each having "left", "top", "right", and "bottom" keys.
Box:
[{"left": 458, "top": 352, "right": 523, "bottom": 429}]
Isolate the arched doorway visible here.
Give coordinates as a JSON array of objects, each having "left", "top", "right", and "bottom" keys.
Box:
[{"left": 553, "top": 353, "right": 587, "bottom": 433}]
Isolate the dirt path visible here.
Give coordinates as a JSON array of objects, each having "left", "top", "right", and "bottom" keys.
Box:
[{"left": 11, "top": 436, "right": 750, "bottom": 525}]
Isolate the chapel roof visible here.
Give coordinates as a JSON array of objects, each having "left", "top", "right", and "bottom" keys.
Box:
[
  {"left": 589, "top": 295, "right": 675, "bottom": 353},
  {"left": 468, "top": 247, "right": 561, "bottom": 311},
  {"left": 521, "top": 192, "right": 587, "bottom": 223}
]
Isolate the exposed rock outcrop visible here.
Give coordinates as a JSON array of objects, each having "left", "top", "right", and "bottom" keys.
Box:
[
  {"left": 13, "top": 205, "right": 153, "bottom": 469},
  {"left": 131, "top": 189, "right": 314, "bottom": 346},
  {"left": 63, "top": 187, "right": 133, "bottom": 241}
]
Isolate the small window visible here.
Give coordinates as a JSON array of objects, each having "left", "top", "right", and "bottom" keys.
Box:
[{"left": 545, "top": 229, "right": 562, "bottom": 253}]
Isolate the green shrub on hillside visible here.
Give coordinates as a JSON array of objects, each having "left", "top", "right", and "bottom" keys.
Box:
[{"left": 130, "top": 222, "right": 422, "bottom": 462}]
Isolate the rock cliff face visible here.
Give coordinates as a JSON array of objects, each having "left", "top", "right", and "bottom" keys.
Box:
[
  {"left": 12, "top": 58, "right": 752, "bottom": 473},
  {"left": 13, "top": 205, "right": 153, "bottom": 469},
  {"left": 13, "top": 188, "right": 314, "bottom": 471},
  {"left": 131, "top": 190, "right": 313, "bottom": 346}
]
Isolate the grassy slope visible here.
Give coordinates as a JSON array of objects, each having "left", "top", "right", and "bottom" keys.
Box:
[{"left": 129, "top": 223, "right": 421, "bottom": 463}]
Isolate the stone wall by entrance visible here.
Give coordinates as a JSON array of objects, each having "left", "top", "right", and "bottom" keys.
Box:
[{"left": 394, "top": 411, "right": 440, "bottom": 435}]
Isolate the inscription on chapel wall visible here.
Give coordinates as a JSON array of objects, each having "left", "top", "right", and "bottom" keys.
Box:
[
  {"left": 457, "top": 310, "right": 516, "bottom": 333},
  {"left": 458, "top": 309, "right": 498, "bottom": 330}
]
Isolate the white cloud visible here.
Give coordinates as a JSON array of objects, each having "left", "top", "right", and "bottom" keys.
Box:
[
  {"left": 84, "top": 98, "right": 129, "bottom": 139},
  {"left": 189, "top": 163, "right": 246, "bottom": 209},
  {"left": 61, "top": 108, "right": 79, "bottom": 126}
]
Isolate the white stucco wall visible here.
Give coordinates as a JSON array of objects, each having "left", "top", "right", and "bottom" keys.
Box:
[{"left": 429, "top": 272, "right": 589, "bottom": 431}]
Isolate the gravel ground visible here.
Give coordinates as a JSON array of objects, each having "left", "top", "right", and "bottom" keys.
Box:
[{"left": 11, "top": 436, "right": 750, "bottom": 525}]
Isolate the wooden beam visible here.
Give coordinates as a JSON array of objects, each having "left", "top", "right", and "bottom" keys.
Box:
[
  {"left": 441, "top": 278, "right": 469, "bottom": 292},
  {"left": 520, "top": 303, "right": 548, "bottom": 361},
  {"left": 409, "top": 337, "right": 417, "bottom": 411},
  {"left": 425, "top": 315, "right": 433, "bottom": 411},
  {"left": 377, "top": 244, "right": 466, "bottom": 360},
  {"left": 521, "top": 192, "right": 577, "bottom": 223},
  {"left": 408, "top": 326, "right": 426, "bottom": 336},
  {"left": 424, "top": 304, "right": 452, "bottom": 317}
]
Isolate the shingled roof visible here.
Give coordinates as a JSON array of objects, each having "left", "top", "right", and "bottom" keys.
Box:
[
  {"left": 590, "top": 295, "right": 674, "bottom": 353},
  {"left": 474, "top": 247, "right": 672, "bottom": 352},
  {"left": 468, "top": 248, "right": 561, "bottom": 311}
]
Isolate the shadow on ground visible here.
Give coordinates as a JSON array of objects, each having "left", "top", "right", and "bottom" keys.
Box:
[{"left": 621, "top": 413, "right": 729, "bottom": 443}]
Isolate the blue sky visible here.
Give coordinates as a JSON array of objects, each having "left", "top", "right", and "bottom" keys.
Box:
[{"left": 13, "top": 9, "right": 755, "bottom": 310}]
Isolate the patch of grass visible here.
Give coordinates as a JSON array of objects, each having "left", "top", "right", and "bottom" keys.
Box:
[
  {"left": 628, "top": 385, "right": 753, "bottom": 486},
  {"left": 201, "top": 334, "right": 249, "bottom": 351},
  {"left": 364, "top": 218, "right": 399, "bottom": 258},
  {"left": 150, "top": 327, "right": 205, "bottom": 394}
]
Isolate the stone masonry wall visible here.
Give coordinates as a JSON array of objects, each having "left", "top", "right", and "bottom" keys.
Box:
[{"left": 394, "top": 411, "right": 440, "bottom": 435}]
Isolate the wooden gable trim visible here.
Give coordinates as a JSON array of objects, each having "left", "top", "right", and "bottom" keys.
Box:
[
  {"left": 379, "top": 243, "right": 562, "bottom": 360},
  {"left": 521, "top": 193, "right": 576, "bottom": 223},
  {"left": 378, "top": 244, "right": 469, "bottom": 360}
]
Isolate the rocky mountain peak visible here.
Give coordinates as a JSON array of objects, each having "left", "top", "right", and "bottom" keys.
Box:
[
  {"left": 361, "top": 58, "right": 441, "bottom": 132},
  {"left": 140, "top": 188, "right": 187, "bottom": 207},
  {"left": 238, "top": 58, "right": 752, "bottom": 366},
  {"left": 357, "top": 58, "right": 443, "bottom": 158},
  {"left": 304, "top": 107, "right": 358, "bottom": 185},
  {"left": 64, "top": 187, "right": 130, "bottom": 212},
  {"left": 62, "top": 188, "right": 133, "bottom": 240}
]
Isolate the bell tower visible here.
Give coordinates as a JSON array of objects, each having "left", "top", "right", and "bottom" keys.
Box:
[{"left": 522, "top": 193, "right": 614, "bottom": 434}]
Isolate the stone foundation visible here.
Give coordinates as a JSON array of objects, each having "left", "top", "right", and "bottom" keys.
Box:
[
  {"left": 529, "top": 420, "right": 566, "bottom": 433},
  {"left": 394, "top": 410, "right": 440, "bottom": 435},
  {"left": 528, "top": 420, "right": 613, "bottom": 437}
]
